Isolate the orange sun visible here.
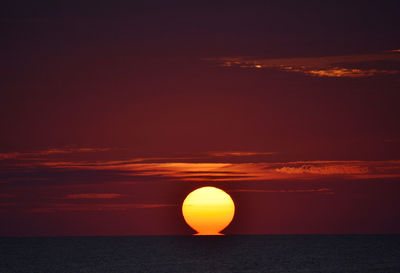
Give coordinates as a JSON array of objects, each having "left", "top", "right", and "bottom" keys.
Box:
[{"left": 182, "top": 186, "right": 235, "bottom": 235}]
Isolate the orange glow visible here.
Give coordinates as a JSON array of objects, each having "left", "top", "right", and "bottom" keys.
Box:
[{"left": 182, "top": 186, "right": 235, "bottom": 235}]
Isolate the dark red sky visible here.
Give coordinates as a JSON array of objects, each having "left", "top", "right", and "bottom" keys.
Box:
[{"left": 1, "top": 0, "right": 400, "bottom": 236}]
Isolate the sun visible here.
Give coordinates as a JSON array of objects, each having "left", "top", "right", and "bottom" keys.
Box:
[{"left": 182, "top": 186, "right": 235, "bottom": 235}]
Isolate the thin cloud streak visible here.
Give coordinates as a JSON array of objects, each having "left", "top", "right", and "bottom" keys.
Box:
[
  {"left": 231, "top": 188, "right": 334, "bottom": 194},
  {"left": 208, "top": 151, "right": 276, "bottom": 157},
  {"left": 302, "top": 68, "right": 398, "bottom": 78},
  {"left": 28, "top": 203, "right": 177, "bottom": 213},
  {"left": 2, "top": 148, "right": 264, "bottom": 164},
  {"left": 0, "top": 147, "right": 110, "bottom": 160},
  {"left": 64, "top": 193, "right": 122, "bottom": 199}
]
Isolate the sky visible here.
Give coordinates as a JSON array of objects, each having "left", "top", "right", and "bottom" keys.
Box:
[{"left": 1, "top": 0, "right": 400, "bottom": 236}]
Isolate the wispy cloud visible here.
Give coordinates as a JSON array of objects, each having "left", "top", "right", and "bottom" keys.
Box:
[
  {"left": 0, "top": 147, "right": 110, "bottom": 160},
  {"left": 300, "top": 68, "right": 397, "bottom": 78},
  {"left": 2, "top": 148, "right": 400, "bottom": 183},
  {"left": 21, "top": 159, "right": 400, "bottom": 181},
  {"left": 231, "top": 188, "right": 334, "bottom": 194},
  {"left": 28, "top": 203, "right": 177, "bottom": 213},
  {"left": 208, "top": 151, "right": 276, "bottom": 157},
  {"left": 64, "top": 193, "right": 122, "bottom": 199},
  {"left": 275, "top": 164, "right": 368, "bottom": 175},
  {"left": 205, "top": 51, "right": 400, "bottom": 78}
]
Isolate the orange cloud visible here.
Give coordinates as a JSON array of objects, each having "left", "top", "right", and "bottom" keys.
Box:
[
  {"left": 5, "top": 147, "right": 400, "bottom": 182},
  {"left": 275, "top": 165, "right": 368, "bottom": 175},
  {"left": 28, "top": 159, "right": 400, "bottom": 181},
  {"left": 304, "top": 68, "right": 398, "bottom": 78},
  {"left": 205, "top": 51, "right": 400, "bottom": 78}
]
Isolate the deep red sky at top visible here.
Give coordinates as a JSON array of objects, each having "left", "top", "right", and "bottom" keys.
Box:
[{"left": 1, "top": 0, "right": 400, "bottom": 236}]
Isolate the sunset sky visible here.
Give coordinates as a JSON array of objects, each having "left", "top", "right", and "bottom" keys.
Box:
[{"left": 1, "top": 0, "right": 400, "bottom": 236}]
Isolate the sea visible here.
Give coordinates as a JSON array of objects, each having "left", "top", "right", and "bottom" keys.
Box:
[{"left": 0, "top": 235, "right": 399, "bottom": 273}]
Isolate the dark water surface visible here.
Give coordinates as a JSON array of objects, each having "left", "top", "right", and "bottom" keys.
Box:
[{"left": 0, "top": 235, "right": 399, "bottom": 273}]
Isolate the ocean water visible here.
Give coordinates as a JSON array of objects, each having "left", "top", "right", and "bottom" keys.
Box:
[{"left": 0, "top": 235, "right": 399, "bottom": 273}]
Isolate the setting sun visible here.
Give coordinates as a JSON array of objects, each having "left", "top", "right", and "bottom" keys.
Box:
[{"left": 182, "top": 186, "right": 235, "bottom": 235}]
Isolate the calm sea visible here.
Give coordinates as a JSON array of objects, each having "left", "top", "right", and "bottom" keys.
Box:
[{"left": 0, "top": 235, "right": 399, "bottom": 273}]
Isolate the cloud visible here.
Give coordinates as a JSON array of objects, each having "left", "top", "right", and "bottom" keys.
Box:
[
  {"left": 205, "top": 51, "right": 400, "bottom": 78},
  {"left": 64, "top": 193, "right": 122, "bottom": 199},
  {"left": 0, "top": 152, "right": 24, "bottom": 160},
  {"left": 231, "top": 188, "right": 334, "bottom": 194},
  {"left": 35, "top": 162, "right": 275, "bottom": 181},
  {"left": 18, "top": 159, "right": 400, "bottom": 182},
  {"left": 28, "top": 203, "right": 177, "bottom": 213},
  {"left": 0, "top": 147, "right": 110, "bottom": 160},
  {"left": 301, "top": 68, "right": 398, "bottom": 78},
  {"left": 275, "top": 165, "right": 368, "bottom": 175},
  {"left": 208, "top": 151, "right": 276, "bottom": 157},
  {"left": 2, "top": 148, "right": 400, "bottom": 184}
]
